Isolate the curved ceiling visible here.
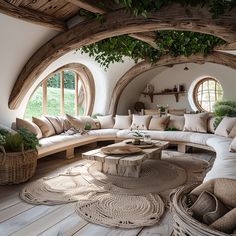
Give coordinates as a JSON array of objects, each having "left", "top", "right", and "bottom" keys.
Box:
[{"left": 7, "top": 4, "right": 236, "bottom": 109}]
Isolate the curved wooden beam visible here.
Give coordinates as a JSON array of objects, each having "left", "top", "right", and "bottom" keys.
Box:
[
  {"left": 108, "top": 51, "right": 236, "bottom": 115},
  {"left": 0, "top": 0, "right": 67, "bottom": 31},
  {"left": 9, "top": 5, "right": 236, "bottom": 109}
]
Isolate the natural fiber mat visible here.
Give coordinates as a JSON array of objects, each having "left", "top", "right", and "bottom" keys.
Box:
[
  {"left": 75, "top": 192, "right": 164, "bottom": 228},
  {"left": 20, "top": 150, "right": 210, "bottom": 228}
]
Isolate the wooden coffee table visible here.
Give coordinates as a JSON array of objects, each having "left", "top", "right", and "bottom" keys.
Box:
[{"left": 82, "top": 139, "right": 169, "bottom": 178}]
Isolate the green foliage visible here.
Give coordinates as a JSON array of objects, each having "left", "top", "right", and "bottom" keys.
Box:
[
  {"left": 4, "top": 133, "right": 23, "bottom": 152},
  {"left": 84, "top": 122, "right": 92, "bottom": 130},
  {"left": 17, "top": 128, "right": 40, "bottom": 151},
  {"left": 115, "top": 0, "right": 236, "bottom": 19},
  {"left": 0, "top": 128, "right": 10, "bottom": 136},
  {"left": 165, "top": 127, "right": 179, "bottom": 131},
  {"left": 81, "top": 31, "right": 225, "bottom": 69},
  {"left": 213, "top": 100, "right": 236, "bottom": 128},
  {"left": 0, "top": 128, "right": 40, "bottom": 153}
]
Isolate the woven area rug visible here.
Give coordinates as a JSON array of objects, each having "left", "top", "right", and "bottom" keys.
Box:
[{"left": 20, "top": 150, "right": 210, "bottom": 228}]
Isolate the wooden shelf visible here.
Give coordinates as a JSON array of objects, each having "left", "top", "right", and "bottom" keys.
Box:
[{"left": 142, "top": 91, "right": 186, "bottom": 103}]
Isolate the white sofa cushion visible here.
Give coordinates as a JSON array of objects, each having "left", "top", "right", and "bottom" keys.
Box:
[
  {"left": 45, "top": 116, "right": 64, "bottom": 134},
  {"left": 184, "top": 113, "right": 209, "bottom": 133},
  {"left": 148, "top": 116, "right": 170, "bottom": 131},
  {"left": 215, "top": 117, "right": 236, "bottom": 137},
  {"left": 204, "top": 136, "right": 236, "bottom": 181},
  {"left": 229, "top": 137, "right": 236, "bottom": 152},
  {"left": 131, "top": 115, "right": 151, "bottom": 130},
  {"left": 113, "top": 115, "right": 132, "bottom": 129},
  {"left": 97, "top": 115, "right": 114, "bottom": 129},
  {"left": 38, "top": 134, "right": 97, "bottom": 156},
  {"left": 167, "top": 115, "right": 185, "bottom": 131},
  {"left": 88, "top": 129, "right": 119, "bottom": 138}
]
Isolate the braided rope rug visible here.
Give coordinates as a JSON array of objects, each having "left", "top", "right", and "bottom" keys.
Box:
[{"left": 20, "top": 150, "right": 209, "bottom": 228}]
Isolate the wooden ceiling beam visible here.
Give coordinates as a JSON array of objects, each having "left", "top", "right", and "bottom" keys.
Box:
[
  {"left": 8, "top": 6, "right": 236, "bottom": 109},
  {"left": 0, "top": 0, "right": 67, "bottom": 31},
  {"left": 7, "top": 0, "right": 23, "bottom": 6},
  {"left": 65, "top": 0, "right": 106, "bottom": 14},
  {"left": 129, "top": 32, "right": 157, "bottom": 48}
]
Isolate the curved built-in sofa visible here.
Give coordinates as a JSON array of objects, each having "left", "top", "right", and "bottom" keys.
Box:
[{"left": 14, "top": 115, "right": 236, "bottom": 183}]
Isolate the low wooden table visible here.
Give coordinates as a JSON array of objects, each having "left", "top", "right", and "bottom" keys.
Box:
[{"left": 82, "top": 139, "right": 169, "bottom": 178}]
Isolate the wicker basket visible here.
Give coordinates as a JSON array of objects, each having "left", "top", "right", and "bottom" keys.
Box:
[
  {"left": 170, "top": 184, "right": 228, "bottom": 236},
  {"left": 0, "top": 146, "right": 38, "bottom": 185}
]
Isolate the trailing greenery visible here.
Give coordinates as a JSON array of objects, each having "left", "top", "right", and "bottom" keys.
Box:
[
  {"left": 115, "top": 0, "right": 236, "bottom": 19},
  {"left": 0, "top": 128, "right": 40, "bottom": 152},
  {"left": 81, "top": 31, "right": 225, "bottom": 69},
  {"left": 213, "top": 100, "right": 236, "bottom": 128}
]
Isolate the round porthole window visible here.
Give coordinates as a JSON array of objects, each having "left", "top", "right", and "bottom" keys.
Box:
[{"left": 193, "top": 77, "right": 223, "bottom": 112}]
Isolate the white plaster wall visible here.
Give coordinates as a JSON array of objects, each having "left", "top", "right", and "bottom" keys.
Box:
[
  {"left": 137, "top": 62, "right": 236, "bottom": 111},
  {"left": 0, "top": 13, "right": 57, "bottom": 126},
  {"left": 117, "top": 67, "right": 167, "bottom": 114}
]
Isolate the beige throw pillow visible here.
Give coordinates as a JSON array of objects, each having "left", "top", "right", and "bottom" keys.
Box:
[
  {"left": 167, "top": 115, "right": 185, "bottom": 131},
  {"left": 60, "top": 117, "right": 72, "bottom": 131},
  {"left": 45, "top": 116, "right": 64, "bottom": 134},
  {"left": 229, "top": 137, "right": 236, "bottom": 152},
  {"left": 215, "top": 117, "right": 236, "bottom": 137},
  {"left": 130, "top": 115, "right": 151, "bottom": 130},
  {"left": 207, "top": 116, "right": 216, "bottom": 134},
  {"left": 149, "top": 116, "right": 170, "bottom": 131},
  {"left": 79, "top": 116, "right": 97, "bottom": 129},
  {"left": 16, "top": 118, "right": 42, "bottom": 139},
  {"left": 96, "top": 115, "right": 114, "bottom": 129},
  {"left": 184, "top": 113, "right": 209, "bottom": 133},
  {"left": 113, "top": 115, "right": 132, "bottom": 129},
  {"left": 32, "top": 117, "right": 55, "bottom": 138},
  {"left": 229, "top": 123, "right": 236, "bottom": 138},
  {"left": 66, "top": 114, "right": 84, "bottom": 129}
]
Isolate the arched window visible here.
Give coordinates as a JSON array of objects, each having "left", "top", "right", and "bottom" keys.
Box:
[
  {"left": 24, "top": 64, "right": 94, "bottom": 119},
  {"left": 193, "top": 77, "right": 223, "bottom": 112}
]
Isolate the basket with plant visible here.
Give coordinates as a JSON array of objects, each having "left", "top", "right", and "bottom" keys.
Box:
[{"left": 0, "top": 128, "right": 40, "bottom": 185}]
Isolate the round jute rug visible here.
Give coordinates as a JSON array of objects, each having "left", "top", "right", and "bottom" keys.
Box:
[{"left": 75, "top": 192, "right": 164, "bottom": 228}]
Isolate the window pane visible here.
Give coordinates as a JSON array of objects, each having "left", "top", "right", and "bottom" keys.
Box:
[
  {"left": 64, "top": 71, "right": 75, "bottom": 115},
  {"left": 77, "top": 79, "right": 86, "bottom": 115},
  {"left": 47, "top": 73, "right": 61, "bottom": 116},
  {"left": 195, "top": 78, "right": 223, "bottom": 112},
  {"left": 24, "top": 84, "right": 43, "bottom": 119}
]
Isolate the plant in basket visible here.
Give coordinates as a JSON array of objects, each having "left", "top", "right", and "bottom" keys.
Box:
[
  {"left": 0, "top": 128, "right": 40, "bottom": 185},
  {"left": 129, "top": 124, "right": 146, "bottom": 145}
]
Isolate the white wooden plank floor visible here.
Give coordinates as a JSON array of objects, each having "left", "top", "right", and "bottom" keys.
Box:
[{"left": 0, "top": 145, "right": 215, "bottom": 236}]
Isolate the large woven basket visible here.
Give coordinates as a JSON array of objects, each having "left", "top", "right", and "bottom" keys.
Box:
[
  {"left": 170, "top": 184, "right": 228, "bottom": 236},
  {"left": 0, "top": 146, "right": 38, "bottom": 185}
]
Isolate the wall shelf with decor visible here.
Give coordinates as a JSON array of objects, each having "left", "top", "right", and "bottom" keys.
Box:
[{"left": 142, "top": 91, "right": 187, "bottom": 103}]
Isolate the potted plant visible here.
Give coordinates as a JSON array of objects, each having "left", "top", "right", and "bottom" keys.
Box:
[
  {"left": 130, "top": 124, "right": 145, "bottom": 145},
  {"left": 0, "top": 128, "right": 40, "bottom": 185}
]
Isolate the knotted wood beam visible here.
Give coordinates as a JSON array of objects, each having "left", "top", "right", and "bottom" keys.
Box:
[
  {"left": 8, "top": 5, "right": 236, "bottom": 109},
  {"left": 0, "top": 0, "right": 67, "bottom": 31}
]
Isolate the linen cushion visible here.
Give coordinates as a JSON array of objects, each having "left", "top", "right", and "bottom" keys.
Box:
[
  {"left": 184, "top": 113, "right": 209, "bottom": 133},
  {"left": 148, "top": 116, "right": 170, "bottom": 131},
  {"left": 229, "top": 137, "right": 236, "bottom": 152},
  {"left": 79, "top": 116, "right": 97, "bottom": 130},
  {"left": 215, "top": 117, "right": 236, "bottom": 137},
  {"left": 229, "top": 123, "right": 236, "bottom": 138},
  {"left": 45, "top": 116, "right": 64, "bottom": 134},
  {"left": 32, "top": 117, "right": 55, "bottom": 138},
  {"left": 60, "top": 117, "right": 71, "bottom": 131},
  {"left": 96, "top": 115, "right": 114, "bottom": 129},
  {"left": 208, "top": 116, "right": 216, "bottom": 134},
  {"left": 66, "top": 114, "right": 84, "bottom": 129},
  {"left": 167, "top": 115, "right": 185, "bottom": 131},
  {"left": 16, "top": 118, "right": 42, "bottom": 139},
  {"left": 190, "top": 191, "right": 229, "bottom": 225},
  {"left": 113, "top": 115, "right": 132, "bottom": 129},
  {"left": 130, "top": 115, "right": 151, "bottom": 130}
]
